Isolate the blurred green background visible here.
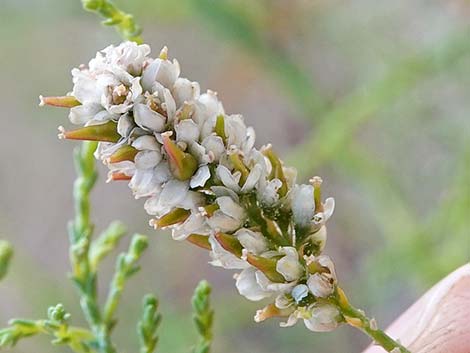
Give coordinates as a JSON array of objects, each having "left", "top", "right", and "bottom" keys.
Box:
[{"left": 0, "top": 0, "right": 469, "bottom": 352}]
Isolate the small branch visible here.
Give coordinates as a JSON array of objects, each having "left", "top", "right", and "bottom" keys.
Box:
[
  {"left": 137, "top": 294, "right": 161, "bottom": 353},
  {"left": 0, "top": 305, "right": 94, "bottom": 353},
  {"left": 191, "top": 280, "right": 214, "bottom": 353},
  {"left": 81, "top": 0, "right": 143, "bottom": 43},
  {"left": 103, "top": 234, "right": 149, "bottom": 331}
]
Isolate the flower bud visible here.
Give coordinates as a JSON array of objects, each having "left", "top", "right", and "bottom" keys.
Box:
[
  {"left": 262, "top": 146, "right": 288, "bottom": 197},
  {"left": 186, "top": 234, "right": 211, "bottom": 250},
  {"left": 162, "top": 133, "right": 198, "bottom": 181},
  {"left": 154, "top": 208, "right": 190, "bottom": 228},
  {"left": 228, "top": 152, "right": 249, "bottom": 186},
  {"left": 108, "top": 145, "right": 138, "bottom": 164},
  {"left": 245, "top": 253, "right": 285, "bottom": 283},
  {"left": 215, "top": 232, "right": 243, "bottom": 257},
  {"left": 254, "top": 303, "right": 294, "bottom": 323},
  {"left": 39, "top": 95, "right": 81, "bottom": 108},
  {"left": 214, "top": 114, "right": 227, "bottom": 144},
  {"left": 58, "top": 121, "right": 120, "bottom": 143},
  {"left": 109, "top": 172, "right": 132, "bottom": 181}
]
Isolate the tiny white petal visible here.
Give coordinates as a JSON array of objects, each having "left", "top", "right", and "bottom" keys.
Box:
[
  {"left": 276, "top": 247, "right": 304, "bottom": 282},
  {"left": 132, "top": 135, "right": 160, "bottom": 151},
  {"left": 291, "top": 184, "right": 315, "bottom": 227},
  {"left": 210, "top": 186, "right": 240, "bottom": 203},
  {"left": 190, "top": 165, "right": 211, "bottom": 188},
  {"left": 209, "top": 235, "right": 248, "bottom": 270},
  {"left": 117, "top": 113, "right": 135, "bottom": 137},
  {"left": 216, "top": 165, "right": 241, "bottom": 192},
  {"left": 323, "top": 197, "right": 335, "bottom": 221},
  {"left": 134, "top": 103, "right": 166, "bottom": 132},
  {"left": 135, "top": 150, "right": 161, "bottom": 169},
  {"left": 235, "top": 267, "right": 272, "bottom": 301},
  {"left": 206, "top": 210, "right": 242, "bottom": 233},
  {"left": 241, "top": 164, "right": 262, "bottom": 193},
  {"left": 307, "top": 273, "right": 334, "bottom": 298},
  {"left": 175, "top": 119, "right": 200, "bottom": 143},
  {"left": 235, "top": 228, "right": 267, "bottom": 254},
  {"left": 292, "top": 284, "right": 309, "bottom": 303},
  {"left": 69, "top": 104, "right": 102, "bottom": 125},
  {"left": 216, "top": 196, "right": 245, "bottom": 221},
  {"left": 303, "top": 304, "right": 340, "bottom": 332}
]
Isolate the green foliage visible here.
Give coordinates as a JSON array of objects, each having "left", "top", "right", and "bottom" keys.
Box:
[
  {"left": 137, "top": 295, "right": 161, "bottom": 353},
  {"left": 0, "top": 142, "right": 151, "bottom": 353},
  {"left": 103, "top": 234, "right": 149, "bottom": 329},
  {"left": 0, "top": 305, "right": 94, "bottom": 353},
  {"left": 0, "top": 240, "right": 13, "bottom": 281},
  {"left": 81, "top": 0, "right": 143, "bottom": 43},
  {"left": 89, "top": 221, "right": 127, "bottom": 273},
  {"left": 191, "top": 280, "right": 214, "bottom": 353}
]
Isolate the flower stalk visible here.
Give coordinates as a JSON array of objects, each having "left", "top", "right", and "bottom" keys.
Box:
[{"left": 335, "top": 288, "right": 411, "bottom": 353}]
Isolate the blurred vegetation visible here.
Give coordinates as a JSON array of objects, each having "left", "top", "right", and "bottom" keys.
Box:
[{"left": 0, "top": 0, "right": 469, "bottom": 353}]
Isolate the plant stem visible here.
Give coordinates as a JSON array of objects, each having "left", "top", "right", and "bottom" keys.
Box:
[
  {"left": 81, "top": 0, "right": 143, "bottom": 43},
  {"left": 69, "top": 142, "right": 116, "bottom": 353},
  {"left": 335, "top": 288, "right": 410, "bottom": 353}
]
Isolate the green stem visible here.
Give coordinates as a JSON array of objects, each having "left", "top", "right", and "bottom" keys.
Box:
[
  {"left": 81, "top": 0, "right": 143, "bottom": 43},
  {"left": 69, "top": 142, "right": 116, "bottom": 353},
  {"left": 335, "top": 289, "right": 410, "bottom": 353}
]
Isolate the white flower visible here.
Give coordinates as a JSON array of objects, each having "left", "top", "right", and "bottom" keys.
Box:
[
  {"left": 175, "top": 119, "right": 200, "bottom": 144},
  {"left": 209, "top": 235, "right": 248, "bottom": 270},
  {"left": 307, "top": 273, "right": 335, "bottom": 298},
  {"left": 235, "top": 228, "right": 268, "bottom": 255},
  {"left": 133, "top": 103, "right": 166, "bottom": 132},
  {"left": 275, "top": 293, "right": 294, "bottom": 309},
  {"left": 276, "top": 247, "right": 304, "bottom": 282},
  {"left": 290, "top": 184, "right": 315, "bottom": 227},
  {"left": 171, "top": 212, "right": 210, "bottom": 240},
  {"left": 172, "top": 78, "right": 200, "bottom": 108},
  {"left": 235, "top": 267, "right": 272, "bottom": 301},
  {"left": 89, "top": 41, "right": 151, "bottom": 76},
  {"left": 303, "top": 304, "right": 340, "bottom": 332},
  {"left": 141, "top": 48, "right": 180, "bottom": 91}
]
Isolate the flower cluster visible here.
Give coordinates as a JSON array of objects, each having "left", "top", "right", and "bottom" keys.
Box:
[{"left": 41, "top": 42, "right": 340, "bottom": 332}]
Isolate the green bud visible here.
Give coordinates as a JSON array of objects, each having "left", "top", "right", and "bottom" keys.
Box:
[
  {"left": 214, "top": 233, "right": 242, "bottom": 257},
  {"left": 59, "top": 121, "right": 120, "bottom": 143},
  {"left": 245, "top": 253, "right": 285, "bottom": 283},
  {"left": 186, "top": 234, "right": 211, "bottom": 250},
  {"left": 154, "top": 208, "right": 190, "bottom": 228},
  {"left": 228, "top": 152, "right": 249, "bottom": 186},
  {"left": 162, "top": 134, "right": 198, "bottom": 181},
  {"left": 262, "top": 146, "right": 288, "bottom": 197},
  {"left": 39, "top": 95, "right": 81, "bottom": 108},
  {"left": 129, "top": 235, "right": 149, "bottom": 257},
  {"left": 214, "top": 115, "right": 227, "bottom": 144},
  {"left": 47, "top": 304, "right": 71, "bottom": 323},
  {"left": 108, "top": 145, "right": 138, "bottom": 163}
]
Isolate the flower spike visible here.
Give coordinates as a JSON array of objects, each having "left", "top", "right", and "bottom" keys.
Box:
[{"left": 44, "top": 41, "right": 411, "bottom": 353}]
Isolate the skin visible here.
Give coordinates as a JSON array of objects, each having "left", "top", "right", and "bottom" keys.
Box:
[{"left": 362, "top": 263, "right": 470, "bottom": 353}]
